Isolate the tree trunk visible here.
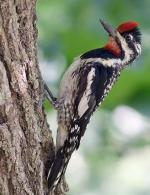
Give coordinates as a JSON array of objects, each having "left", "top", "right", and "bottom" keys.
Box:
[{"left": 0, "top": 0, "right": 64, "bottom": 194}]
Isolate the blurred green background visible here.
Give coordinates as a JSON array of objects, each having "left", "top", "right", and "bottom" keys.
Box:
[{"left": 37, "top": 1, "right": 150, "bottom": 195}]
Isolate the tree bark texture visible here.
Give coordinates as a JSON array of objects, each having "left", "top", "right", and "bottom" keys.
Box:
[{"left": 0, "top": 0, "right": 61, "bottom": 194}]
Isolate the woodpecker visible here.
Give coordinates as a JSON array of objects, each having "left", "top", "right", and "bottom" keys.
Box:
[{"left": 45, "top": 20, "right": 141, "bottom": 191}]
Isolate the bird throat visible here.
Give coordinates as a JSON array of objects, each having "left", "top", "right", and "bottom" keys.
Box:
[{"left": 104, "top": 37, "right": 121, "bottom": 57}]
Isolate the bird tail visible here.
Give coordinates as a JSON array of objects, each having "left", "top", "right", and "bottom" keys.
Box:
[
  {"left": 47, "top": 122, "right": 80, "bottom": 191},
  {"left": 47, "top": 146, "right": 72, "bottom": 191}
]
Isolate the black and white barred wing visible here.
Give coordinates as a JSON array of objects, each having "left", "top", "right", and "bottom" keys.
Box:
[{"left": 74, "top": 63, "right": 121, "bottom": 138}]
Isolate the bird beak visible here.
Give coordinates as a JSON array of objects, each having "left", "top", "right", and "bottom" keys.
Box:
[{"left": 100, "top": 19, "right": 117, "bottom": 38}]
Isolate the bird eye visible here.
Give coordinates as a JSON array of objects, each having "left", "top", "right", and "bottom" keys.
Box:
[{"left": 125, "top": 34, "right": 133, "bottom": 42}]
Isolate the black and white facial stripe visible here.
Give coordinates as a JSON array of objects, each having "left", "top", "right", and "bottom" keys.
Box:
[{"left": 118, "top": 27, "right": 141, "bottom": 65}]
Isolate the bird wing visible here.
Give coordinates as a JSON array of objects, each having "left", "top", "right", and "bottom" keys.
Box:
[{"left": 74, "top": 62, "right": 121, "bottom": 140}]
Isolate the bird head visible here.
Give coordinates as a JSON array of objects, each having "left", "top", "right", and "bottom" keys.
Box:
[{"left": 100, "top": 20, "right": 141, "bottom": 66}]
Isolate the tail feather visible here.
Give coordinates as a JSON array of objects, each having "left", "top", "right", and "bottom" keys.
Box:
[
  {"left": 47, "top": 148, "right": 71, "bottom": 190},
  {"left": 47, "top": 124, "right": 79, "bottom": 191},
  {"left": 47, "top": 148, "right": 64, "bottom": 189}
]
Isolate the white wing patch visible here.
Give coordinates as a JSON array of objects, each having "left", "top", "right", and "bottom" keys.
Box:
[{"left": 78, "top": 68, "right": 95, "bottom": 118}]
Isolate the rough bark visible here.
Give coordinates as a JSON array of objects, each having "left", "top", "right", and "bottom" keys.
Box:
[{"left": 0, "top": 0, "right": 63, "bottom": 194}]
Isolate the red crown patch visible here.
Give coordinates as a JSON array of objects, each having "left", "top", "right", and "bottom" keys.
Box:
[{"left": 117, "top": 21, "right": 139, "bottom": 33}]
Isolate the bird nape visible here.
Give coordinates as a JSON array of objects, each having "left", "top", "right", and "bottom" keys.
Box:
[{"left": 44, "top": 19, "right": 142, "bottom": 192}]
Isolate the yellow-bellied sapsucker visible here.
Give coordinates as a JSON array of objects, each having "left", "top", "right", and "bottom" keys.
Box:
[{"left": 45, "top": 20, "right": 142, "bottom": 191}]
